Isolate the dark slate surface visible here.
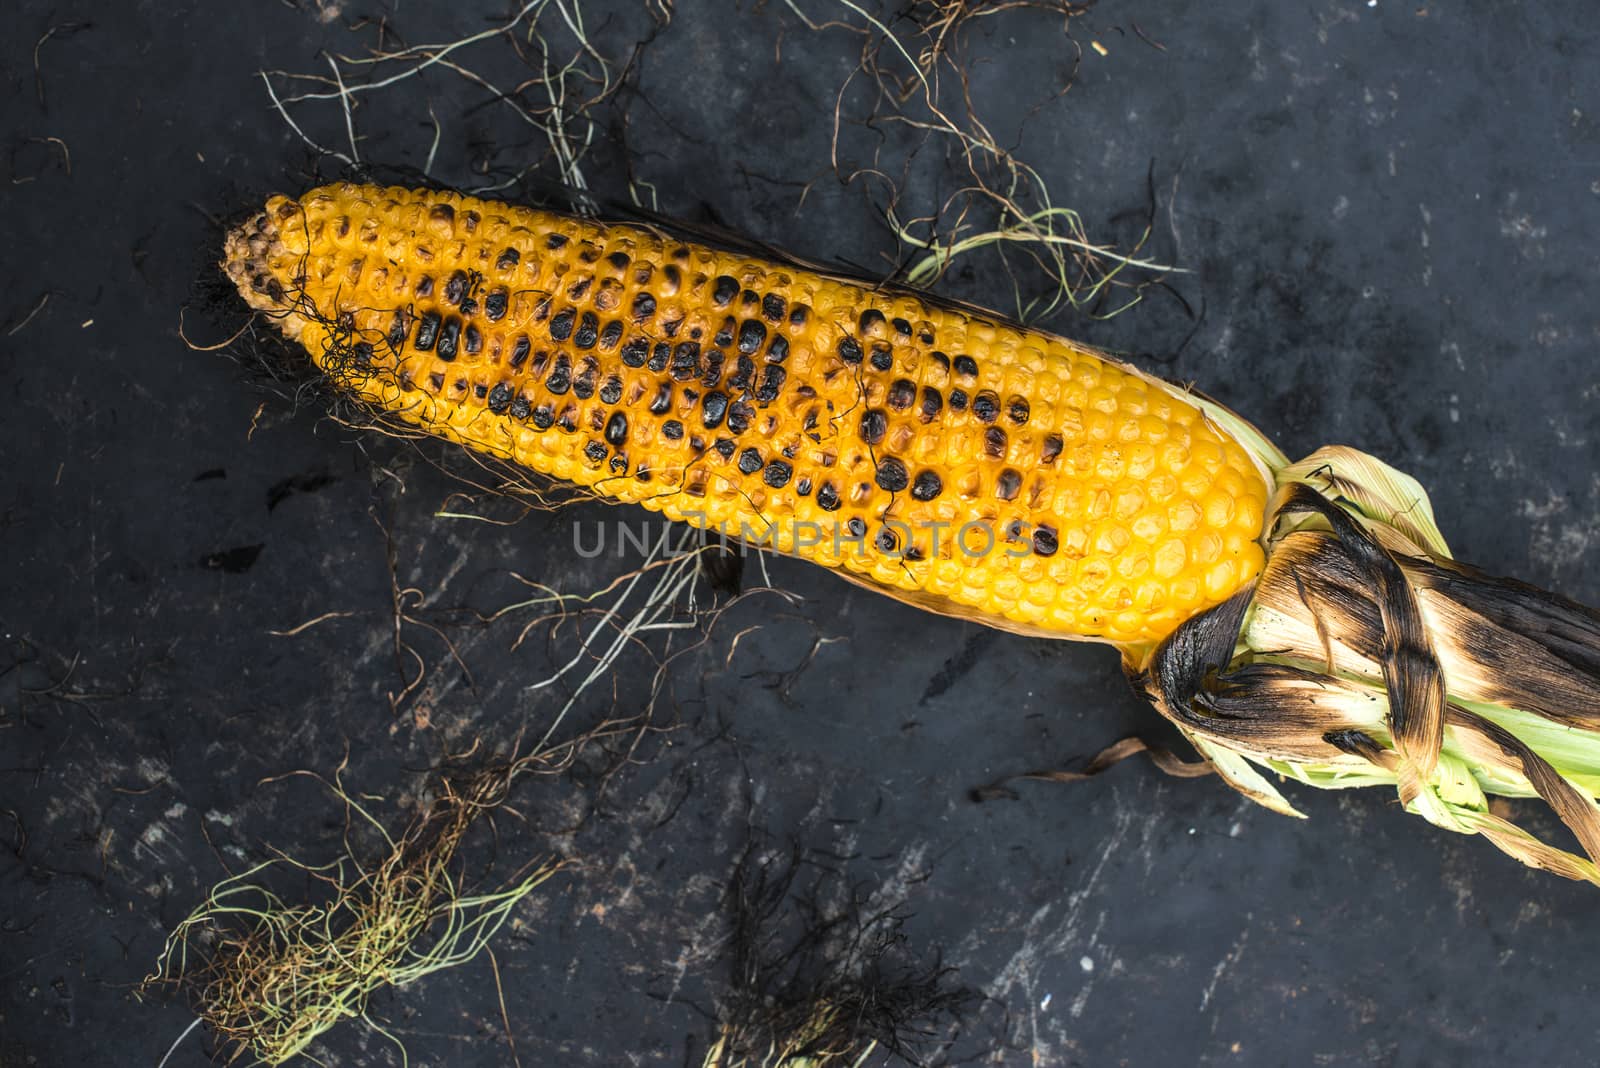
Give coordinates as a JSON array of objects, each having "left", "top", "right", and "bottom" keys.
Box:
[{"left": 4, "top": 1, "right": 1599, "bottom": 1065}]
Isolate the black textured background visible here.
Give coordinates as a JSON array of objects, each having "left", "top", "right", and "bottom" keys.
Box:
[{"left": 4, "top": 2, "right": 1600, "bottom": 1065}]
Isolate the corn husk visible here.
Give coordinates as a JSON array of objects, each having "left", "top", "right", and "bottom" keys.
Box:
[{"left": 1131, "top": 445, "right": 1600, "bottom": 884}]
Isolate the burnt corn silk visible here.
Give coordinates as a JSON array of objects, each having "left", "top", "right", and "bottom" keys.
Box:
[{"left": 227, "top": 183, "right": 1600, "bottom": 887}]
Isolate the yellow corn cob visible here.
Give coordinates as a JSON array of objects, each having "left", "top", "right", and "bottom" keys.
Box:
[
  {"left": 224, "top": 182, "right": 1269, "bottom": 648},
  {"left": 224, "top": 183, "right": 1600, "bottom": 887}
]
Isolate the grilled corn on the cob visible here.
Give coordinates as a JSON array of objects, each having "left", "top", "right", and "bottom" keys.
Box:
[
  {"left": 225, "top": 183, "right": 1600, "bottom": 887},
  {"left": 225, "top": 184, "right": 1270, "bottom": 650}
]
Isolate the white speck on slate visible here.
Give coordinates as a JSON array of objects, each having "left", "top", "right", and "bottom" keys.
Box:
[{"left": 1080, "top": 956, "right": 1095, "bottom": 973}]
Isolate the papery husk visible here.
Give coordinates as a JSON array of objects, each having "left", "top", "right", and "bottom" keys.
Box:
[{"left": 1130, "top": 446, "right": 1600, "bottom": 885}]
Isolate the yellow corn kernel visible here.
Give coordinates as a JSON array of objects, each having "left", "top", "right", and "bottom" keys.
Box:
[{"left": 223, "top": 183, "right": 1270, "bottom": 647}]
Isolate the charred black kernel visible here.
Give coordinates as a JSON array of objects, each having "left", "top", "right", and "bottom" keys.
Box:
[
  {"left": 702, "top": 390, "right": 729, "bottom": 428},
  {"left": 484, "top": 289, "right": 508, "bottom": 321},
  {"left": 1005, "top": 519, "right": 1026, "bottom": 542},
  {"left": 510, "top": 395, "right": 531, "bottom": 420},
  {"left": 1033, "top": 525, "right": 1058, "bottom": 556},
  {"left": 487, "top": 382, "right": 514, "bottom": 413},
  {"left": 506, "top": 335, "right": 529, "bottom": 368},
  {"left": 891, "top": 317, "right": 912, "bottom": 337},
  {"left": 712, "top": 275, "right": 739, "bottom": 306},
  {"left": 911, "top": 470, "right": 943, "bottom": 501},
  {"left": 766, "top": 335, "right": 789, "bottom": 363},
  {"left": 530, "top": 350, "right": 551, "bottom": 376},
  {"left": 761, "top": 293, "right": 785, "bottom": 321},
  {"left": 464, "top": 324, "right": 482, "bottom": 355},
  {"left": 635, "top": 467, "right": 652, "bottom": 482},
  {"left": 796, "top": 477, "right": 812, "bottom": 495},
  {"left": 846, "top": 516, "right": 867, "bottom": 536},
  {"left": 714, "top": 317, "right": 736, "bottom": 347},
  {"left": 351, "top": 342, "right": 374, "bottom": 370},
  {"left": 738, "top": 448, "right": 764, "bottom": 475},
  {"left": 415, "top": 275, "right": 435, "bottom": 298},
  {"left": 690, "top": 326, "right": 704, "bottom": 341},
  {"left": 474, "top": 383, "right": 489, "bottom": 399},
  {"left": 632, "top": 292, "right": 656, "bottom": 322},
  {"left": 996, "top": 468, "right": 1021, "bottom": 500},
  {"left": 683, "top": 388, "right": 699, "bottom": 403},
  {"left": 762, "top": 460, "right": 793, "bottom": 488},
  {"left": 930, "top": 350, "right": 950, "bottom": 370},
  {"left": 972, "top": 391, "right": 1000, "bottom": 423},
  {"left": 496, "top": 247, "right": 520, "bottom": 271},
  {"left": 837, "top": 337, "right": 863, "bottom": 364},
  {"left": 462, "top": 298, "right": 481, "bottom": 317},
  {"left": 531, "top": 404, "right": 555, "bottom": 429},
  {"left": 949, "top": 389, "right": 968, "bottom": 412},
  {"left": 428, "top": 372, "right": 446, "bottom": 391},
  {"left": 663, "top": 264, "right": 681, "bottom": 289},
  {"left": 584, "top": 441, "right": 607, "bottom": 463},
  {"left": 919, "top": 387, "right": 942, "bottom": 423},
  {"left": 741, "top": 290, "right": 760, "bottom": 307},
  {"left": 670, "top": 341, "right": 702, "bottom": 381},
  {"left": 738, "top": 319, "right": 767, "bottom": 355},
  {"left": 726, "top": 399, "right": 755, "bottom": 434},
  {"left": 700, "top": 349, "right": 726, "bottom": 388},
  {"left": 533, "top": 297, "right": 551, "bottom": 321},
  {"left": 568, "top": 277, "right": 592, "bottom": 301},
  {"left": 610, "top": 455, "right": 628, "bottom": 473},
  {"left": 549, "top": 308, "right": 575, "bottom": 341},
  {"left": 574, "top": 311, "right": 599, "bottom": 349},
  {"left": 1006, "top": 396, "right": 1030, "bottom": 425},
  {"left": 437, "top": 317, "right": 462, "bottom": 361},
  {"left": 621, "top": 337, "right": 650, "bottom": 367},
  {"left": 875, "top": 457, "right": 909, "bottom": 492},
  {"left": 599, "top": 321, "right": 622, "bottom": 349},
  {"left": 859, "top": 308, "right": 886, "bottom": 334},
  {"left": 662, "top": 317, "right": 684, "bottom": 338},
  {"left": 953, "top": 355, "right": 979, "bottom": 378},
  {"left": 918, "top": 329, "right": 935, "bottom": 345},
  {"left": 605, "top": 412, "right": 629, "bottom": 446},
  {"left": 859, "top": 409, "right": 888, "bottom": 445},
  {"left": 886, "top": 378, "right": 916, "bottom": 411},
  {"left": 1041, "top": 433, "right": 1064, "bottom": 464},
  {"left": 387, "top": 311, "right": 408, "bottom": 350},
  {"left": 816, "top": 482, "right": 841, "bottom": 511},
  {"left": 875, "top": 527, "right": 898, "bottom": 553},
  {"left": 729, "top": 354, "right": 756, "bottom": 392},
  {"left": 573, "top": 357, "right": 598, "bottom": 399},
  {"left": 444, "top": 270, "right": 470, "bottom": 306},
  {"left": 649, "top": 382, "right": 673, "bottom": 415},
  {"left": 985, "top": 428, "right": 1008, "bottom": 459},
  {"left": 789, "top": 304, "right": 810, "bottom": 327},
  {"left": 608, "top": 251, "right": 630, "bottom": 270},
  {"left": 648, "top": 342, "right": 671, "bottom": 372},
  {"left": 755, "top": 365, "right": 786, "bottom": 403},
  {"left": 663, "top": 419, "right": 684, "bottom": 440},
  {"left": 414, "top": 311, "right": 441, "bottom": 351},
  {"left": 598, "top": 375, "right": 624, "bottom": 406},
  {"left": 545, "top": 353, "right": 572, "bottom": 394},
  {"left": 869, "top": 344, "right": 893, "bottom": 372},
  {"left": 713, "top": 437, "right": 736, "bottom": 458},
  {"left": 546, "top": 233, "right": 568, "bottom": 249},
  {"left": 557, "top": 404, "right": 580, "bottom": 432}
]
